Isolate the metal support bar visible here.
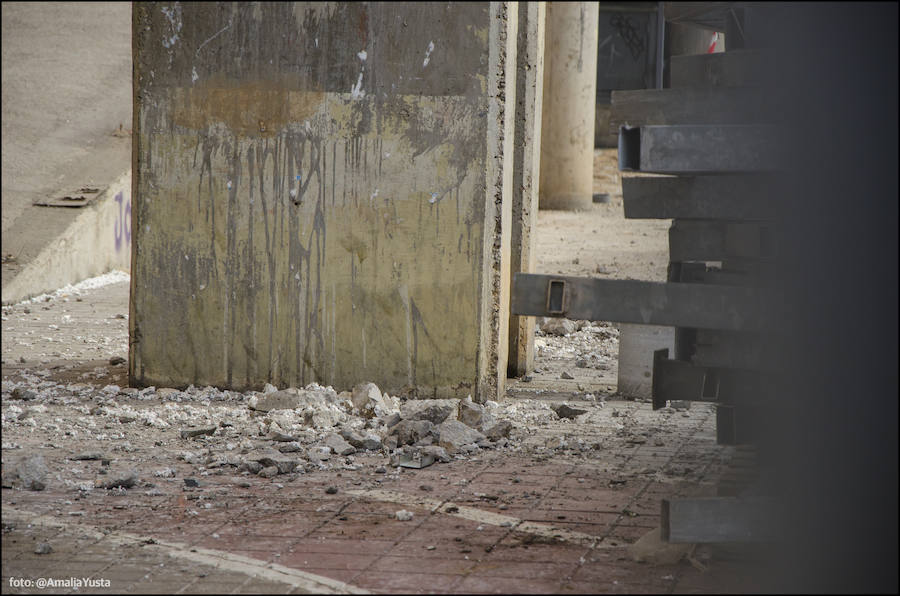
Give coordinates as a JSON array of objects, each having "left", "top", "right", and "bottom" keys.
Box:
[
  {"left": 661, "top": 496, "right": 779, "bottom": 543},
  {"left": 669, "top": 220, "right": 777, "bottom": 262},
  {"left": 511, "top": 273, "right": 773, "bottom": 331},
  {"left": 622, "top": 175, "right": 776, "bottom": 221},
  {"left": 651, "top": 348, "right": 770, "bottom": 410},
  {"left": 618, "top": 124, "right": 778, "bottom": 174}
]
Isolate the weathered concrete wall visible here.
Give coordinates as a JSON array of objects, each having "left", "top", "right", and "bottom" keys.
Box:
[
  {"left": 131, "top": 3, "right": 517, "bottom": 401},
  {"left": 2, "top": 171, "right": 132, "bottom": 305},
  {"left": 507, "top": 2, "right": 545, "bottom": 378}
]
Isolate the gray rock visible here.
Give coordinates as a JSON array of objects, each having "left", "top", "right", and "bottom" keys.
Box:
[
  {"left": 436, "top": 420, "right": 486, "bottom": 454},
  {"left": 250, "top": 389, "right": 304, "bottom": 412},
  {"left": 11, "top": 388, "right": 37, "bottom": 401},
  {"left": 340, "top": 429, "right": 382, "bottom": 451},
  {"left": 541, "top": 318, "right": 576, "bottom": 335},
  {"left": 17, "top": 455, "right": 48, "bottom": 491},
  {"left": 183, "top": 478, "right": 200, "bottom": 488},
  {"left": 34, "top": 542, "right": 52, "bottom": 555},
  {"left": 351, "top": 383, "right": 392, "bottom": 417},
  {"left": 323, "top": 433, "right": 356, "bottom": 456},
  {"left": 240, "top": 461, "right": 263, "bottom": 474},
  {"left": 400, "top": 399, "right": 458, "bottom": 425},
  {"left": 180, "top": 426, "right": 217, "bottom": 439},
  {"left": 109, "top": 356, "right": 127, "bottom": 366},
  {"left": 458, "top": 400, "right": 486, "bottom": 430},
  {"left": 277, "top": 442, "right": 303, "bottom": 453},
  {"left": 389, "top": 419, "right": 436, "bottom": 446},
  {"left": 383, "top": 412, "right": 402, "bottom": 428},
  {"left": 269, "top": 431, "right": 298, "bottom": 442},
  {"left": 575, "top": 359, "right": 589, "bottom": 368},
  {"left": 484, "top": 420, "right": 513, "bottom": 440},
  {"left": 99, "top": 469, "right": 137, "bottom": 490},
  {"left": 560, "top": 371, "right": 575, "bottom": 380},
  {"left": 382, "top": 436, "right": 398, "bottom": 452},
  {"left": 553, "top": 404, "right": 587, "bottom": 419},
  {"left": 243, "top": 449, "right": 297, "bottom": 474},
  {"left": 71, "top": 452, "right": 104, "bottom": 461},
  {"left": 421, "top": 445, "right": 451, "bottom": 463},
  {"left": 258, "top": 466, "right": 278, "bottom": 478}
]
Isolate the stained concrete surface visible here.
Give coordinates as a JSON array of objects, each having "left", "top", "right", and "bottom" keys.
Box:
[{"left": 1, "top": 2, "right": 132, "bottom": 292}]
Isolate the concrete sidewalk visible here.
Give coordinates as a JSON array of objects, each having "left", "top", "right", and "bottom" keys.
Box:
[{"left": 1, "top": 2, "right": 132, "bottom": 304}]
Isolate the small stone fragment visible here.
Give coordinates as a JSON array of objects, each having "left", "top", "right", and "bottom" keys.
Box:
[
  {"left": 99, "top": 470, "right": 137, "bottom": 490},
  {"left": 71, "top": 452, "right": 103, "bottom": 461},
  {"left": 541, "top": 318, "right": 576, "bottom": 335},
  {"left": 560, "top": 371, "right": 575, "bottom": 380},
  {"left": 183, "top": 478, "right": 200, "bottom": 488},
  {"left": 395, "top": 510, "right": 414, "bottom": 521},
  {"left": 34, "top": 542, "right": 52, "bottom": 555},
  {"left": 457, "top": 399, "right": 486, "bottom": 430},
  {"left": 11, "top": 388, "right": 37, "bottom": 401},
  {"left": 180, "top": 427, "right": 216, "bottom": 439},
  {"left": 325, "top": 486, "right": 338, "bottom": 494},
  {"left": 389, "top": 419, "right": 436, "bottom": 446},
  {"left": 323, "top": 433, "right": 356, "bottom": 456},
  {"left": 277, "top": 442, "right": 303, "bottom": 453},
  {"left": 17, "top": 455, "right": 48, "bottom": 491},
  {"left": 553, "top": 404, "right": 587, "bottom": 419},
  {"left": 400, "top": 399, "right": 458, "bottom": 425},
  {"left": 258, "top": 466, "right": 278, "bottom": 478},
  {"left": 484, "top": 420, "right": 513, "bottom": 440},
  {"left": 436, "top": 420, "right": 486, "bottom": 455},
  {"left": 109, "top": 356, "right": 127, "bottom": 366}
]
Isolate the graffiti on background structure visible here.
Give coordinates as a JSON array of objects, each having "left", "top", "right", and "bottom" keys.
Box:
[{"left": 114, "top": 191, "right": 132, "bottom": 253}]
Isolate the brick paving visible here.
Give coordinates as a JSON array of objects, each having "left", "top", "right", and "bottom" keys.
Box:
[
  {"left": 2, "top": 409, "right": 760, "bottom": 594},
  {"left": 1, "top": 280, "right": 767, "bottom": 594}
]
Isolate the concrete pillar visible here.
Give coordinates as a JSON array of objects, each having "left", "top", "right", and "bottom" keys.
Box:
[
  {"left": 539, "top": 2, "right": 599, "bottom": 211},
  {"left": 616, "top": 323, "right": 674, "bottom": 398},
  {"left": 131, "top": 3, "right": 518, "bottom": 402},
  {"left": 507, "top": 2, "right": 545, "bottom": 378}
]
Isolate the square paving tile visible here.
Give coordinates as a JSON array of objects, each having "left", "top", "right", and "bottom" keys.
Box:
[{"left": 352, "top": 570, "right": 463, "bottom": 593}]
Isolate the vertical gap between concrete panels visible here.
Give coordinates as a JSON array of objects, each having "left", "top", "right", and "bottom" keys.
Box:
[
  {"left": 507, "top": 1, "right": 545, "bottom": 379},
  {"left": 477, "top": 1, "right": 518, "bottom": 403},
  {"left": 127, "top": 2, "right": 143, "bottom": 388}
]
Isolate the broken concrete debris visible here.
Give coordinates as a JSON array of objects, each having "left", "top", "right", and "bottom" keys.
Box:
[
  {"left": 553, "top": 404, "right": 587, "bottom": 420},
  {"left": 13, "top": 455, "right": 48, "bottom": 491}
]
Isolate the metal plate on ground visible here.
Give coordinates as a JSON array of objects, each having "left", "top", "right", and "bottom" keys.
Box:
[{"left": 34, "top": 186, "right": 103, "bottom": 208}]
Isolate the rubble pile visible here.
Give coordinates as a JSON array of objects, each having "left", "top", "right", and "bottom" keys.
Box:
[{"left": 0, "top": 376, "right": 541, "bottom": 492}]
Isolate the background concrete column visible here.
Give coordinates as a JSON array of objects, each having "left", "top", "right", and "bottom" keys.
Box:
[{"left": 539, "top": 2, "right": 599, "bottom": 211}]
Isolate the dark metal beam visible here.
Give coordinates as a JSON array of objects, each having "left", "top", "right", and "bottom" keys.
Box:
[
  {"left": 669, "top": 220, "right": 777, "bottom": 262},
  {"left": 651, "top": 348, "right": 770, "bottom": 409},
  {"left": 511, "top": 273, "right": 773, "bottom": 331},
  {"left": 618, "top": 125, "right": 777, "bottom": 174},
  {"left": 622, "top": 175, "right": 776, "bottom": 220}
]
